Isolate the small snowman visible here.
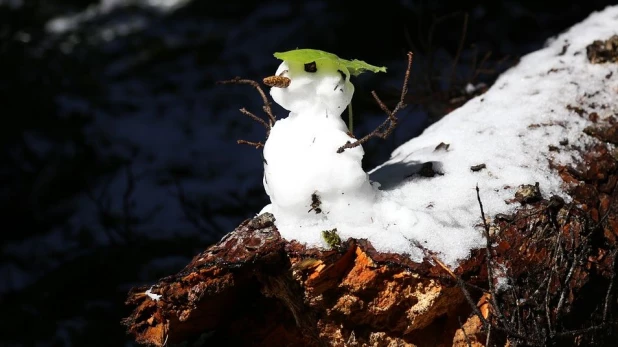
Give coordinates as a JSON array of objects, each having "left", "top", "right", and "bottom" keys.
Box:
[{"left": 260, "top": 49, "right": 386, "bottom": 228}]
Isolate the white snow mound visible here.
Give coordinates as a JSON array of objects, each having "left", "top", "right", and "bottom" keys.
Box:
[{"left": 264, "top": 6, "right": 618, "bottom": 267}]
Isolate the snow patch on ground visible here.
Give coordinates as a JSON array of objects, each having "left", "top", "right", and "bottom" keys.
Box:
[{"left": 272, "top": 6, "right": 618, "bottom": 267}]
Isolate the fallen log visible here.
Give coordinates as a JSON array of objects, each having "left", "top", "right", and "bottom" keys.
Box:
[{"left": 123, "top": 7, "right": 618, "bottom": 346}]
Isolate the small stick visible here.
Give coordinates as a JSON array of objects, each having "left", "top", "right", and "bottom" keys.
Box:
[
  {"left": 337, "top": 52, "right": 413, "bottom": 153},
  {"left": 237, "top": 140, "right": 264, "bottom": 149},
  {"left": 218, "top": 77, "right": 275, "bottom": 150},
  {"left": 218, "top": 77, "right": 276, "bottom": 126},
  {"left": 602, "top": 249, "right": 617, "bottom": 322},
  {"left": 476, "top": 185, "right": 508, "bottom": 326}
]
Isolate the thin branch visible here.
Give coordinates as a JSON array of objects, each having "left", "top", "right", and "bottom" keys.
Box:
[
  {"left": 239, "top": 107, "right": 270, "bottom": 131},
  {"left": 337, "top": 52, "right": 413, "bottom": 153},
  {"left": 603, "top": 249, "right": 617, "bottom": 322},
  {"left": 510, "top": 281, "right": 523, "bottom": 337},
  {"left": 476, "top": 185, "right": 507, "bottom": 326},
  {"left": 516, "top": 276, "right": 550, "bottom": 306},
  {"left": 433, "top": 251, "right": 537, "bottom": 344},
  {"left": 237, "top": 139, "right": 264, "bottom": 149},
  {"left": 218, "top": 77, "right": 275, "bottom": 125},
  {"left": 218, "top": 77, "right": 276, "bottom": 149},
  {"left": 544, "top": 235, "right": 560, "bottom": 337},
  {"left": 555, "top": 231, "right": 578, "bottom": 327}
]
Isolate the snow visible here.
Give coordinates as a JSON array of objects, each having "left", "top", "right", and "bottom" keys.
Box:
[
  {"left": 145, "top": 286, "right": 162, "bottom": 301},
  {"left": 263, "top": 59, "right": 376, "bottom": 225},
  {"left": 264, "top": 6, "right": 618, "bottom": 267}
]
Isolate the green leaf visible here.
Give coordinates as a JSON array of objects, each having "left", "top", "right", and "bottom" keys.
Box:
[
  {"left": 273, "top": 49, "right": 386, "bottom": 76},
  {"left": 344, "top": 59, "right": 387, "bottom": 76}
]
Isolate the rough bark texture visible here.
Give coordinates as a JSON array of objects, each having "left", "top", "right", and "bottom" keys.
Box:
[
  {"left": 122, "top": 211, "right": 485, "bottom": 346},
  {"left": 123, "top": 40, "right": 618, "bottom": 346}
]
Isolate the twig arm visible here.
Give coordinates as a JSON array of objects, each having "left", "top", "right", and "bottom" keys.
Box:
[
  {"left": 337, "top": 52, "right": 413, "bottom": 154},
  {"left": 218, "top": 77, "right": 275, "bottom": 149}
]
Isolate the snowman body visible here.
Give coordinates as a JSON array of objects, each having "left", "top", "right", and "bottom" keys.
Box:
[{"left": 263, "top": 59, "right": 376, "bottom": 225}]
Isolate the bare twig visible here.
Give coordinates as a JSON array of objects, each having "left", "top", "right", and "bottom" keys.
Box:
[
  {"left": 599, "top": 186, "right": 618, "bottom": 325},
  {"left": 425, "top": 246, "right": 532, "bottom": 344},
  {"left": 239, "top": 107, "right": 270, "bottom": 131},
  {"left": 465, "top": 185, "right": 616, "bottom": 346},
  {"left": 432, "top": 251, "right": 537, "bottom": 344},
  {"left": 218, "top": 77, "right": 275, "bottom": 125},
  {"left": 509, "top": 278, "right": 524, "bottom": 336},
  {"left": 337, "top": 52, "right": 413, "bottom": 153},
  {"left": 218, "top": 77, "right": 276, "bottom": 148},
  {"left": 603, "top": 250, "right": 617, "bottom": 322},
  {"left": 237, "top": 139, "right": 264, "bottom": 149},
  {"left": 544, "top": 247, "right": 558, "bottom": 337},
  {"left": 476, "top": 185, "right": 507, "bottom": 327},
  {"left": 555, "top": 227, "right": 580, "bottom": 328}
]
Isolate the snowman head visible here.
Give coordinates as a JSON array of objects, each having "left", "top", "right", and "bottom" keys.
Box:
[
  {"left": 263, "top": 49, "right": 386, "bottom": 117},
  {"left": 266, "top": 59, "right": 354, "bottom": 116}
]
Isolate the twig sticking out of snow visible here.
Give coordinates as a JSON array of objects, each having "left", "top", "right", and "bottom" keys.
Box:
[
  {"left": 218, "top": 77, "right": 277, "bottom": 149},
  {"left": 475, "top": 185, "right": 508, "bottom": 329},
  {"left": 337, "top": 52, "right": 413, "bottom": 154}
]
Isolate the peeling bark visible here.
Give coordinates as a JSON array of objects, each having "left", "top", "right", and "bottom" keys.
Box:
[{"left": 122, "top": 210, "right": 486, "bottom": 346}]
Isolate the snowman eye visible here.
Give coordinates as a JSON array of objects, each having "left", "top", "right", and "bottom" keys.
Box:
[
  {"left": 337, "top": 69, "right": 347, "bottom": 80},
  {"left": 304, "top": 61, "right": 317, "bottom": 73}
]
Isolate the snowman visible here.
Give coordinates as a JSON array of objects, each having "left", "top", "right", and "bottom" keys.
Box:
[{"left": 260, "top": 49, "right": 386, "bottom": 228}]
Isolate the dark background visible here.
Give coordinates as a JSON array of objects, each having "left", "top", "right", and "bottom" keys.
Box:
[{"left": 0, "top": 0, "right": 615, "bottom": 345}]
